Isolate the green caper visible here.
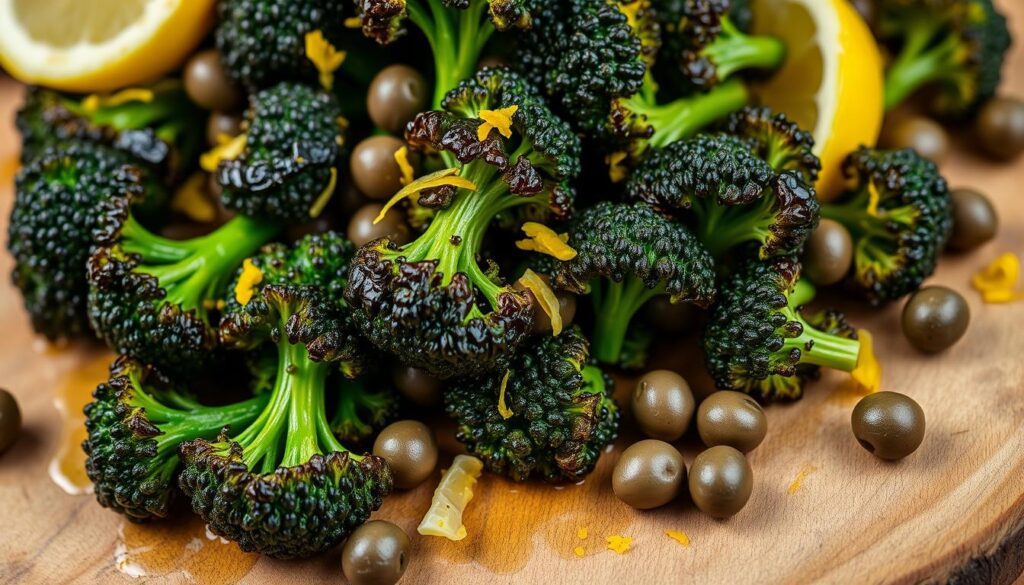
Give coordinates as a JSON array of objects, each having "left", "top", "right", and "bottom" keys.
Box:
[
  {"left": 851, "top": 391, "right": 925, "bottom": 460},
  {"left": 901, "top": 286, "right": 970, "bottom": 353},
  {"left": 341, "top": 520, "right": 411, "bottom": 585}
]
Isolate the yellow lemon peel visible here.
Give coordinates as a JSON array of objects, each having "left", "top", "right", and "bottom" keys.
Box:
[
  {"left": 606, "top": 535, "right": 632, "bottom": 554},
  {"left": 344, "top": 16, "right": 363, "bottom": 28},
  {"left": 665, "top": 530, "right": 690, "bottom": 547},
  {"left": 477, "top": 105, "right": 518, "bottom": 141},
  {"left": 81, "top": 88, "right": 154, "bottom": 112},
  {"left": 309, "top": 167, "right": 338, "bottom": 218},
  {"left": 866, "top": 182, "right": 882, "bottom": 217},
  {"left": 200, "top": 133, "right": 247, "bottom": 172},
  {"left": 170, "top": 173, "right": 218, "bottom": 223},
  {"left": 515, "top": 222, "right": 577, "bottom": 261},
  {"left": 850, "top": 329, "right": 880, "bottom": 394},
  {"left": 374, "top": 168, "right": 477, "bottom": 224},
  {"left": 417, "top": 455, "right": 483, "bottom": 541},
  {"left": 304, "top": 30, "right": 347, "bottom": 91},
  {"left": 787, "top": 465, "right": 817, "bottom": 495},
  {"left": 234, "top": 259, "right": 263, "bottom": 306},
  {"left": 605, "top": 151, "right": 629, "bottom": 183},
  {"left": 394, "top": 146, "right": 415, "bottom": 186},
  {"left": 577, "top": 527, "right": 589, "bottom": 540},
  {"left": 972, "top": 253, "right": 1024, "bottom": 303},
  {"left": 497, "top": 369, "right": 514, "bottom": 419},
  {"left": 517, "top": 269, "right": 563, "bottom": 336}
]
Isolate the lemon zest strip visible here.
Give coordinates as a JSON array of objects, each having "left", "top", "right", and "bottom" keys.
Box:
[
  {"left": 304, "top": 30, "right": 347, "bottom": 91},
  {"left": 476, "top": 105, "right": 518, "bottom": 141},
  {"left": 374, "top": 167, "right": 477, "bottom": 224},
  {"left": 515, "top": 222, "right": 577, "bottom": 260},
  {"left": 309, "top": 167, "right": 338, "bottom": 218},
  {"left": 665, "top": 530, "right": 690, "bottom": 547},
  {"left": 394, "top": 146, "right": 415, "bottom": 186},
  {"left": 605, "top": 151, "right": 629, "bottom": 183},
  {"left": 417, "top": 455, "right": 483, "bottom": 541},
  {"left": 344, "top": 16, "right": 363, "bottom": 28},
  {"left": 497, "top": 369, "right": 514, "bottom": 419},
  {"left": 518, "top": 269, "right": 563, "bottom": 336},
  {"left": 234, "top": 259, "right": 263, "bottom": 306},
  {"left": 81, "top": 88, "right": 154, "bottom": 112},
  {"left": 170, "top": 173, "right": 218, "bottom": 223},
  {"left": 200, "top": 133, "right": 247, "bottom": 172},
  {"left": 972, "top": 253, "right": 1024, "bottom": 303},
  {"left": 850, "top": 329, "right": 880, "bottom": 394}
]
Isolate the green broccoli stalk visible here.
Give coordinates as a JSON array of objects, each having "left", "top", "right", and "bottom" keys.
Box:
[
  {"left": 445, "top": 325, "right": 619, "bottom": 482},
  {"left": 556, "top": 202, "right": 716, "bottom": 365},
  {"left": 16, "top": 82, "right": 203, "bottom": 182},
  {"left": 345, "top": 68, "right": 580, "bottom": 378},
  {"left": 626, "top": 133, "right": 819, "bottom": 260},
  {"left": 179, "top": 232, "right": 390, "bottom": 559},
  {"left": 210, "top": 82, "right": 346, "bottom": 223},
  {"left": 820, "top": 147, "right": 953, "bottom": 304},
  {"left": 878, "top": 0, "right": 1010, "bottom": 115},
  {"left": 83, "top": 356, "right": 268, "bottom": 522},
  {"left": 86, "top": 186, "right": 279, "bottom": 375},
  {"left": 703, "top": 257, "right": 861, "bottom": 401},
  {"left": 8, "top": 142, "right": 158, "bottom": 341},
  {"left": 356, "top": 0, "right": 530, "bottom": 109},
  {"left": 330, "top": 372, "right": 401, "bottom": 445},
  {"left": 723, "top": 106, "right": 821, "bottom": 183}
]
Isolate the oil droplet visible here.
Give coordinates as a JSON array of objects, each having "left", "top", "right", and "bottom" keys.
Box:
[
  {"left": 114, "top": 515, "right": 258, "bottom": 583},
  {"left": 48, "top": 350, "right": 114, "bottom": 495}
]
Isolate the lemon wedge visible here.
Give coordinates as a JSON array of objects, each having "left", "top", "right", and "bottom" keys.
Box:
[
  {"left": 0, "top": 0, "right": 216, "bottom": 92},
  {"left": 750, "top": 0, "right": 884, "bottom": 201}
]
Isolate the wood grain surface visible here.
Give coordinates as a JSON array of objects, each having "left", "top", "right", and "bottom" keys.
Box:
[{"left": 2, "top": 4, "right": 1024, "bottom": 583}]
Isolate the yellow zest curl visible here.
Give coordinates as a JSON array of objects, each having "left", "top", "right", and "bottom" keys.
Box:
[
  {"left": 850, "top": 329, "right": 880, "bottom": 394},
  {"left": 518, "top": 269, "right": 563, "bottom": 336},
  {"left": 972, "top": 253, "right": 1024, "bottom": 303},
  {"left": 665, "top": 530, "right": 690, "bottom": 547},
  {"left": 497, "top": 369, "right": 514, "bottom": 419},
  {"left": 309, "top": 167, "right": 338, "bottom": 218},
  {"left": 515, "top": 222, "right": 577, "bottom": 261},
  {"left": 200, "top": 133, "right": 247, "bottom": 172},
  {"left": 394, "top": 146, "right": 415, "bottom": 186},
  {"left": 81, "top": 88, "right": 154, "bottom": 112},
  {"left": 374, "top": 167, "right": 477, "bottom": 224},
  {"left": 343, "top": 16, "right": 363, "bottom": 28},
  {"left": 170, "top": 173, "right": 218, "bottom": 223},
  {"left": 304, "top": 30, "right": 347, "bottom": 91},
  {"left": 234, "top": 259, "right": 263, "bottom": 306},
  {"left": 606, "top": 151, "right": 629, "bottom": 183},
  {"left": 606, "top": 535, "right": 632, "bottom": 554},
  {"left": 477, "top": 105, "right": 518, "bottom": 141},
  {"left": 866, "top": 182, "right": 881, "bottom": 217}
]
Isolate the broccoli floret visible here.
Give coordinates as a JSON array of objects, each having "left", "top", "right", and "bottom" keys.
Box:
[
  {"left": 17, "top": 83, "right": 203, "bottom": 183},
  {"left": 356, "top": 0, "right": 530, "bottom": 109},
  {"left": 345, "top": 68, "right": 580, "bottom": 378},
  {"left": 556, "top": 202, "right": 716, "bottom": 365},
  {"left": 213, "top": 82, "right": 346, "bottom": 223},
  {"left": 878, "top": 0, "right": 1011, "bottom": 115},
  {"left": 445, "top": 325, "right": 619, "bottom": 482},
  {"left": 820, "top": 147, "right": 953, "bottom": 304},
  {"left": 179, "top": 232, "right": 390, "bottom": 559},
  {"left": 626, "top": 133, "right": 819, "bottom": 260},
  {"left": 83, "top": 355, "right": 267, "bottom": 522},
  {"left": 8, "top": 142, "right": 159, "bottom": 340},
  {"left": 723, "top": 106, "right": 821, "bottom": 183},
  {"left": 703, "top": 257, "right": 861, "bottom": 401},
  {"left": 86, "top": 181, "right": 279, "bottom": 374},
  {"left": 330, "top": 371, "right": 401, "bottom": 445}
]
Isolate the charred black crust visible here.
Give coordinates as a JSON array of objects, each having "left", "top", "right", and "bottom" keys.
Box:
[
  {"left": 723, "top": 106, "right": 821, "bottom": 183},
  {"left": 357, "top": 0, "right": 408, "bottom": 45}
]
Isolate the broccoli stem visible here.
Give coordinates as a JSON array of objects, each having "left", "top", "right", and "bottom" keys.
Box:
[
  {"left": 589, "top": 277, "right": 662, "bottom": 364},
  {"left": 690, "top": 194, "right": 775, "bottom": 258},
  {"left": 629, "top": 79, "right": 750, "bottom": 151},
  {"left": 781, "top": 313, "right": 861, "bottom": 371},
  {"left": 408, "top": 0, "right": 495, "bottom": 109},
  {"left": 883, "top": 18, "right": 958, "bottom": 110},
  {"left": 789, "top": 278, "right": 816, "bottom": 308},
  {"left": 704, "top": 18, "right": 787, "bottom": 81}
]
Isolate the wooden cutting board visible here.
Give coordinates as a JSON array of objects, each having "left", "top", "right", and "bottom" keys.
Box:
[{"left": 2, "top": 4, "right": 1024, "bottom": 582}]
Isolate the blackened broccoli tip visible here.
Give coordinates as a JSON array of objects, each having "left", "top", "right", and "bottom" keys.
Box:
[
  {"left": 83, "top": 355, "right": 268, "bottom": 522},
  {"left": 723, "top": 105, "right": 821, "bottom": 183},
  {"left": 8, "top": 142, "right": 152, "bottom": 341},
  {"left": 878, "top": 0, "right": 1011, "bottom": 115},
  {"left": 703, "top": 256, "right": 861, "bottom": 402},
  {"left": 357, "top": 0, "right": 531, "bottom": 108},
  {"left": 179, "top": 232, "right": 389, "bottom": 559},
  {"left": 215, "top": 82, "right": 346, "bottom": 223},
  {"left": 86, "top": 181, "right": 279, "bottom": 375},
  {"left": 17, "top": 84, "right": 203, "bottom": 182},
  {"left": 556, "top": 202, "right": 716, "bottom": 365},
  {"left": 626, "top": 133, "right": 819, "bottom": 260},
  {"left": 820, "top": 147, "right": 953, "bottom": 304},
  {"left": 344, "top": 68, "right": 580, "bottom": 379},
  {"left": 445, "top": 325, "right": 619, "bottom": 482}
]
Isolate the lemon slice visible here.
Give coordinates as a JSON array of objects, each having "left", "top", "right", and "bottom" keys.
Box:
[
  {"left": 0, "top": 0, "right": 216, "bottom": 92},
  {"left": 750, "top": 0, "right": 884, "bottom": 201}
]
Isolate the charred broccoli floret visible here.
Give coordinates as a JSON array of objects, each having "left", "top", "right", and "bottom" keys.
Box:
[
  {"left": 723, "top": 106, "right": 821, "bottom": 183},
  {"left": 330, "top": 371, "right": 401, "bottom": 445},
  {"left": 703, "top": 256, "right": 861, "bottom": 401},
  {"left": 355, "top": 0, "right": 530, "bottom": 109},
  {"left": 86, "top": 182, "right": 279, "bottom": 374},
  {"left": 820, "top": 147, "right": 953, "bottom": 304},
  {"left": 878, "top": 0, "right": 1011, "bottom": 115},
  {"left": 626, "top": 133, "right": 819, "bottom": 259},
  {"left": 17, "top": 83, "right": 202, "bottom": 182},
  {"left": 8, "top": 143, "right": 158, "bottom": 340},
  {"left": 83, "top": 356, "right": 267, "bottom": 522},
  {"left": 345, "top": 68, "right": 580, "bottom": 378},
  {"left": 179, "top": 232, "right": 390, "bottom": 559},
  {"left": 212, "top": 82, "right": 346, "bottom": 222},
  {"left": 556, "top": 202, "right": 716, "bottom": 365},
  {"left": 445, "top": 326, "right": 619, "bottom": 482}
]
